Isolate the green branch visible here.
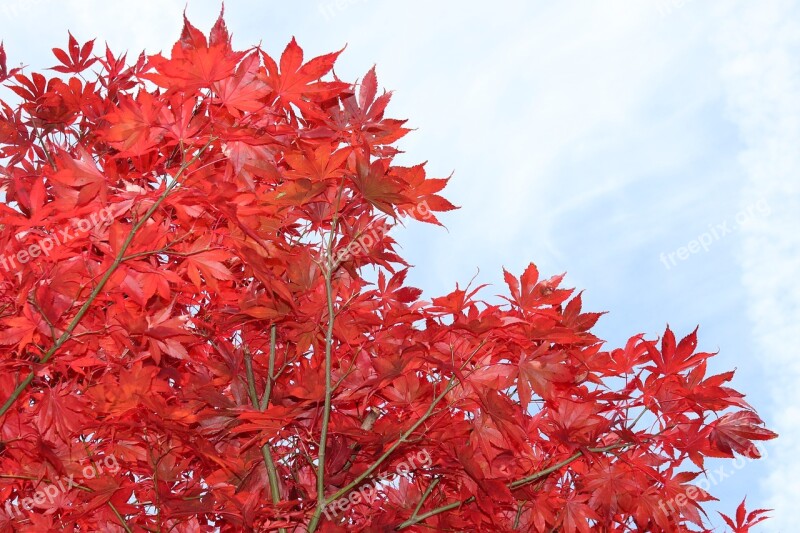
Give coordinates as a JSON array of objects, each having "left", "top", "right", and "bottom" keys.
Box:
[
  {"left": 396, "top": 441, "right": 635, "bottom": 530},
  {"left": 0, "top": 139, "right": 215, "bottom": 418},
  {"left": 243, "top": 337, "right": 285, "bottom": 533}
]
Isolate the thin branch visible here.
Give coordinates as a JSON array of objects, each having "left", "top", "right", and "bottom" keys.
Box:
[
  {"left": 324, "top": 372, "right": 460, "bottom": 506},
  {"left": 410, "top": 477, "right": 440, "bottom": 521},
  {"left": 243, "top": 345, "right": 261, "bottom": 407},
  {"left": 396, "top": 441, "right": 638, "bottom": 530},
  {"left": 513, "top": 500, "right": 525, "bottom": 530},
  {"left": 320, "top": 338, "right": 488, "bottom": 514},
  {"left": 0, "top": 138, "right": 215, "bottom": 418},
  {"left": 243, "top": 342, "right": 285, "bottom": 533},
  {"left": 32, "top": 125, "right": 56, "bottom": 170},
  {"left": 108, "top": 502, "right": 133, "bottom": 533},
  {"left": 307, "top": 183, "right": 345, "bottom": 532},
  {"left": 259, "top": 325, "right": 277, "bottom": 411}
]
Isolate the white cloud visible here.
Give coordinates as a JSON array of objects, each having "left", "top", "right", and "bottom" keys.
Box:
[
  {"left": 1, "top": 0, "right": 796, "bottom": 527},
  {"left": 712, "top": 0, "right": 800, "bottom": 529}
]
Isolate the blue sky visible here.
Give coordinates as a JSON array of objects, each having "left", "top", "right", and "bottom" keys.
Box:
[{"left": 1, "top": 0, "right": 798, "bottom": 529}]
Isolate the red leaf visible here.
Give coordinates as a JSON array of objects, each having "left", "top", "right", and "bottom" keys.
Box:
[
  {"left": 50, "top": 32, "right": 98, "bottom": 73},
  {"left": 261, "top": 37, "right": 348, "bottom": 116},
  {"left": 718, "top": 498, "right": 772, "bottom": 532},
  {"left": 710, "top": 411, "right": 778, "bottom": 458},
  {"left": 0, "top": 41, "right": 20, "bottom": 82}
]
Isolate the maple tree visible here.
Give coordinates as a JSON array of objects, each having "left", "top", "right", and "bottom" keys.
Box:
[{"left": 0, "top": 10, "right": 778, "bottom": 533}]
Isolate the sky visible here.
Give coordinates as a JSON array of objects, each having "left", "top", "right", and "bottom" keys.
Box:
[{"left": 1, "top": 0, "right": 798, "bottom": 529}]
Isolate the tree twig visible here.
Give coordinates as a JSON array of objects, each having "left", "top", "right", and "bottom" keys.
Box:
[
  {"left": 243, "top": 340, "right": 285, "bottom": 533},
  {"left": 0, "top": 138, "right": 216, "bottom": 418}
]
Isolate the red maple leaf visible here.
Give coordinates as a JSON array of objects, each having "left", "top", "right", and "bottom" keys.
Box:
[
  {"left": 50, "top": 32, "right": 98, "bottom": 73},
  {"left": 0, "top": 11, "right": 778, "bottom": 533},
  {"left": 0, "top": 42, "right": 21, "bottom": 82},
  {"left": 719, "top": 499, "right": 771, "bottom": 533},
  {"left": 260, "top": 37, "right": 348, "bottom": 117},
  {"left": 709, "top": 410, "right": 778, "bottom": 458}
]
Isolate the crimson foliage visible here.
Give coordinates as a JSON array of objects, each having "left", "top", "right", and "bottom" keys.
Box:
[{"left": 0, "top": 11, "right": 776, "bottom": 533}]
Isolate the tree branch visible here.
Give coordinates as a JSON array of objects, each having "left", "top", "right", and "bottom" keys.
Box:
[
  {"left": 0, "top": 138, "right": 215, "bottom": 419},
  {"left": 396, "top": 441, "right": 635, "bottom": 530},
  {"left": 307, "top": 183, "right": 345, "bottom": 532},
  {"left": 243, "top": 341, "right": 285, "bottom": 533},
  {"left": 259, "top": 325, "right": 277, "bottom": 412},
  {"left": 323, "top": 339, "right": 488, "bottom": 509}
]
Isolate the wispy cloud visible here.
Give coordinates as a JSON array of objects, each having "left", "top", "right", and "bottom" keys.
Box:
[
  {"left": 712, "top": 1, "right": 800, "bottom": 529},
  {"left": 0, "top": 0, "right": 794, "bottom": 527}
]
